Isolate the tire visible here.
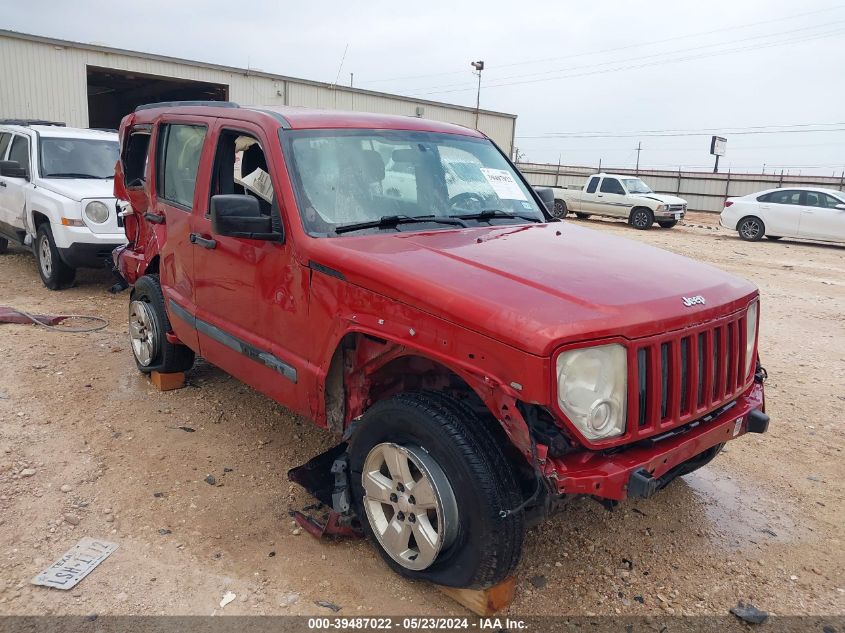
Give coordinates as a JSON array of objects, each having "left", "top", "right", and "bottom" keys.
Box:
[
  {"left": 738, "top": 216, "right": 765, "bottom": 241},
  {"left": 129, "top": 274, "right": 195, "bottom": 374},
  {"left": 629, "top": 207, "right": 654, "bottom": 230},
  {"left": 766, "top": 235, "right": 782, "bottom": 241},
  {"left": 35, "top": 224, "right": 75, "bottom": 290},
  {"left": 551, "top": 199, "right": 567, "bottom": 219},
  {"left": 657, "top": 220, "right": 678, "bottom": 229},
  {"left": 348, "top": 391, "right": 525, "bottom": 589},
  {"left": 575, "top": 213, "right": 591, "bottom": 219},
  {"left": 0, "top": 237, "right": 8, "bottom": 253}
]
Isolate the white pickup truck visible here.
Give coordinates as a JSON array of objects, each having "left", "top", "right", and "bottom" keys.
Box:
[
  {"left": 0, "top": 121, "right": 124, "bottom": 289},
  {"left": 549, "top": 173, "right": 687, "bottom": 230}
]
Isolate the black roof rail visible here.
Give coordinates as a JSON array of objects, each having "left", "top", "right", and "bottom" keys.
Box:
[
  {"left": 0, "top": 119, "right": 66, "bottom": 127},
  {"left": 134, "top": 101, "right": 240, "bottom": 112}
]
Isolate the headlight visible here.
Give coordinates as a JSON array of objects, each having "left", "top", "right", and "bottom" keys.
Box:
[
  {"left": 744, "top": 301, "right": 758, "bottom": 379},
  {"left": 556, "top": 343, "right": 627, "bottom": 440},
  {"left": 84, "top": 201, "right": 109, "bottom": 224}
]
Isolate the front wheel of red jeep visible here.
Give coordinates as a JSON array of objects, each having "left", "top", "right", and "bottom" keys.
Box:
[{"left": 348, "top": 392, "right": 525, "bottom": 589}]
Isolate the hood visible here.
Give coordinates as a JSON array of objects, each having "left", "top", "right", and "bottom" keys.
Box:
[
  {"left": 308, "top": 223, "right": 757, "bottom": 356},
  {"left": 632, "top": 192, "right": 687, "bottom": 205},
  {"left": 37, "top": 178, "right": 116, "bottom": 202}
]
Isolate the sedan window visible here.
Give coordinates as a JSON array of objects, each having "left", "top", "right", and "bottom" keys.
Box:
[{"left": 765, "top": 190, "right": 802, "bottom": 206}]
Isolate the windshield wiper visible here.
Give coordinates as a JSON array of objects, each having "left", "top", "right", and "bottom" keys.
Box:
[
  {"left": 334, "top": 214, "right": 468, "bottom": 235},
  {"left": 44, "top": 173, "right": 108, "bottom": 179},
  {"left": 450, "top": 209, "right": 541, "bottom": 223}
]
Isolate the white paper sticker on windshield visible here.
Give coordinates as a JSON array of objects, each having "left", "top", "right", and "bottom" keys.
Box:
[{"left": 479, "top": 168, "right": 528, "bottom": 201}]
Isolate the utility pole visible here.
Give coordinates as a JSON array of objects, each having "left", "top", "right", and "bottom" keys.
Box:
[
  {"left": 350, "top": 72, "right": 354, "bottom": 87},
  {"left": 471, "top": 60, "right": 484, "bottom": 129},
  {"left": 635, "top": 141, "right": 642, "bottom": 174}
]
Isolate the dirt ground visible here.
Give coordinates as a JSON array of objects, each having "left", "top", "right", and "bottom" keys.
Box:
[{"left": 0, "top": 212, "right": 843, "bottom": 619}]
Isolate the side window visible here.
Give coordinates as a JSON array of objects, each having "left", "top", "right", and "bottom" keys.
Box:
[
  {"left": 756, "top": 193, "right": 772, "bottom": 203},
  {"left": 802, "top": 191, "right": 823, "bottom": 208},
  {"left": 585, "top": 177, "right": 599, "bottom": 194},
  {"left": 123, "top": 130, "right": 151, "bottom": 188},
  {"left": 210, "top": 130, "right": 275, "bottom": 217},
  {"left": 9, "top": 135, "right": 30, "bottom": 172},
  {"left": 157, "top": 124, "right": 206, "bottom": 209},
  {"left": 820, "top": 193, "right": 843, "bottom": 208},
  {"left": 0, "top": 133, "right": 11, "bottom": 160},
  {"left": 600, "top": 177, "right": 623, "bottom": 194},
  {"left": 768, "top": 190, "right": 801, "bottom": 206}
]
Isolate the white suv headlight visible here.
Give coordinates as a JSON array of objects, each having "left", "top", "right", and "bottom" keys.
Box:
[
  {"left": 556, "top": 343, "right": 627, "bottom": 440},
  {"left": 84, "top": 201, "right": 109, "bottom": 224},
  {"left": 744, "top": 301, "right": 758, "bottom": 379}
]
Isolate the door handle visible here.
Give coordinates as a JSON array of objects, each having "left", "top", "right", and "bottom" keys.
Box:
[
  {"left": 189, "top": 233, "right": 217, "bottom": 249},
  {"left": 597, "top": 194, "right": 604, "bottom": 197}
]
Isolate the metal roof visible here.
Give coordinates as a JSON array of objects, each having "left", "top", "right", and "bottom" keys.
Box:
[{"left": 0, "top": 30, "right": 517, "bottom": 120}]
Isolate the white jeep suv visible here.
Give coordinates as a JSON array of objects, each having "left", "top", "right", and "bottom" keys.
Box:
[{"left": 0, "top": 121, "right": 125, "bottom": 289}]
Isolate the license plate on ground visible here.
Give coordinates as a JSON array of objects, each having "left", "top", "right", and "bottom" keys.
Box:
[{"left": 31, "top": 538, "right": 118, "bottom": 590}]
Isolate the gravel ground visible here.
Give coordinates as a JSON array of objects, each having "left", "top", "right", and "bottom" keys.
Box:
[{"left": 0, "top": 212, "right": 842, "bottom": 618}]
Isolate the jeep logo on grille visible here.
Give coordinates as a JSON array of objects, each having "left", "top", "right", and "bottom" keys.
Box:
[{"left": 682, "top": 295, "right": 706, "bottom": 307}]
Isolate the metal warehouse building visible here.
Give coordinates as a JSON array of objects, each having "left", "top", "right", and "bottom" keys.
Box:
[{"left": 0, "top": 30, "right": 516, "bottom": 153}]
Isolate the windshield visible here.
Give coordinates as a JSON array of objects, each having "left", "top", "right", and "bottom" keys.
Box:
[
  {"left": 621, "top": 178, "right": 653, "bottom": 194},
  {"left": 39, "top": 137, "right": 119, "bottom": 179},
  {"left": 283, "top": 129, "right": 544, "bottom": 236}
]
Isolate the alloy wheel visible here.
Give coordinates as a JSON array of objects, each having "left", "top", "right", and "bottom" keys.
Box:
[
  {"left": 740, "top": 219, "right": 760, "bottom": 240},
  {"left": 129, "top": 300, "right": 159, "bottom": 367},
  {"left": 38, "top": 235, "right": 52, "bottom": 278},
  {"left": 361, "top": 442, "right": 458, "bottom": 571}
]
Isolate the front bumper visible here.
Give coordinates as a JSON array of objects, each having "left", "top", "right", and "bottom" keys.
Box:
[
  {"left": 58, "top": 242, "right": 125, "bottom": 269},
  {"left": 542, "top": 381, "right": 766, "bottom": 501}
]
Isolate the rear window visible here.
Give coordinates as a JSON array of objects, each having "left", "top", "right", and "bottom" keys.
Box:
[
  {"left": 758, "top": 190, "right": 801, "bottom": 205},
  {"left": 585, "top": 176, "right": 599, "bottom": 193}
]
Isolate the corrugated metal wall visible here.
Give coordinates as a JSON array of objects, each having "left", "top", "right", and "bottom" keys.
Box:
[
  {"left": 0, "top": 32, "right": 515, "bottom": 152},
  {"left": 518, "top": 163, "right": 845, "bottom": 213}
]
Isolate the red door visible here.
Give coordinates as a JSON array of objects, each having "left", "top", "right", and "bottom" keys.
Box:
[
  {"left": 190, "top": 120, "right": 311, "bottom": 415},
  {"left": 150, "top": 117, "right": 214, "bottom": 350}
]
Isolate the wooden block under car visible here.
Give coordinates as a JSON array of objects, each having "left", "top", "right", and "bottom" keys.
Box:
[
  {"left": 149, "top": 371, "right": 185, "bottom": 391},
  {"left": 435, "top": 576, "right": 516, "bottom": 616}
]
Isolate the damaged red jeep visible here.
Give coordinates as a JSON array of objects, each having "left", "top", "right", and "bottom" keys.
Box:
[{"left": 113, "top": 102, "right": 768, "bottom": 589}]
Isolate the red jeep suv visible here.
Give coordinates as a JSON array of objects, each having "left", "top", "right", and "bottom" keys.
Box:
[{"left": 113, "top": 102, "right": 768, "bottom": 589}]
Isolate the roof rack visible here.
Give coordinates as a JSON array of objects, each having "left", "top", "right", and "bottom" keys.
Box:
[
  {"left": 134, "top": 101, "right": 240, "bottom": 112},
  {"left": 0, "top": 119, "right": 66, "bottom": 127}
]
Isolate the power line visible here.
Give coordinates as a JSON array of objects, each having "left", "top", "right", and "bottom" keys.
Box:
[
  {"left": 403, "top": 19, "right": 845, "bottom": 95},
  {"left": 518, "top": 128, "right": 845, "bottom": 140},
  {"left": 407, "top": 27, "right": 845, "bottom": 97},
  {"left": 357, "top": 5, "right": 844, "bottom": 86},
  {"left": 517, "top": 122, "right": 845, "bottom": 139}
]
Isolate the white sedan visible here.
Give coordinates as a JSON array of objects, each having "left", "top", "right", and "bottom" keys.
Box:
[{"left": 720, "top": 187, "right": 845, "bottom": 244}]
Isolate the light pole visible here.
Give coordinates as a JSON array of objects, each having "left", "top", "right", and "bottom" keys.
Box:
[{"left": 471, "top": 60, "right": 484, "bottom": 129}]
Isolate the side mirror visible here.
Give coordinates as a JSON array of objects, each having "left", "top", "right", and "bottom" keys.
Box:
[
  {"left": 0, "top": 160, "right": 28, "bottom": 179},
  {"left": 835, "top": 203, "right": 845, "bottom": 211},
  {"left": 210, "top": 194, "right": 281, "bottom": 240},
  {"left": 533, "top": 187, "right": 555, "bottom": 215}
]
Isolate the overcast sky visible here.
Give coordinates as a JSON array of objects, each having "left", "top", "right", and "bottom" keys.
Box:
[{"left": 3, "top": 0, "right": 844, "bottom": 175}]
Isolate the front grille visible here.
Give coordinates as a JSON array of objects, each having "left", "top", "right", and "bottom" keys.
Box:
[
  {"left": 629, "top": 311, "right": 749, "bottom": 439},
  {"left": 667, "top": 204, "right": 686, "bottom": 212}
]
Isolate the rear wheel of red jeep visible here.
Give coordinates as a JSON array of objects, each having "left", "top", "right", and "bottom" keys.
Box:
[
  {"left": 129, "top": 275, "right": 195, "bottom": 374},
  {"left": 348, "top": 391, "right": 525, "bottom": 589}
]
